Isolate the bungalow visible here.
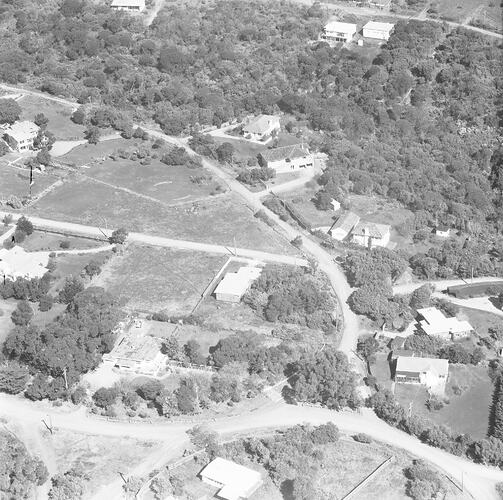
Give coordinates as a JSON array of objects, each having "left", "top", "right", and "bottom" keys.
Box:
[
  {"left": 2, "top": 121, "right": 39, "bottom": 152},
  {"left": 322, "top": 21, "right": 357, "bottom": 43},
  {"left": 200, "top": 457, "right": 263, "bottom": 500},
  {"left": 214, "top": 267, "right": 262, "bottom": 303},
  {"left": 416, "top": 307, "right": 473, "bottom": 340},
  {"left": 242, "top": 115, "right": 280, "bottom": 142},
  {"left": 259, "top": 144, "right": 313, "bottom": 173},
  {"left": 351, "top": 222, "right": 390, "bottom": 249},
  {"left": 395, "top": 355, "right": 449, "bottom": 395},
  {"left": 435, "top": 225, "right": 451, "bottom": 238},
  {"left": 362, "top": 21, "right": 395, "bottom": 41},
  {"left": 331, "top": 199, "right": 341, "bottom": 211},
  {"left": 110, "top": 0, "right": 146, "bottom": 11},
  {"left": 328, "top": 211, "right": 360, "bottom": 241}
]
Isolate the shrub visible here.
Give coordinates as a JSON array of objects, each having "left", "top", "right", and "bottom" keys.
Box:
[
  {"left": 11, "top": 300, "right": 33, "bottom": 326},
  {"left": 109, "top": 227, "right": 128, "bottom": 244},
  {"left": 38, "top": 294, "right": 54, "bottom": 312},
  {"left": 93, "top": 387, "right": 119, "bottom": 409},
  {"left": 59, "top": 239, "right": 71, "bottom": 249},
  {"left": 16, "top": 216, "right": 34, "bottom": 235},
  {"left": 353, "top": 433, "right": 372, "bottom": 443}
]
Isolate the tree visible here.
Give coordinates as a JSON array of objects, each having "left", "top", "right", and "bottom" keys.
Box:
[
  {"left": 24, "top": 373, "right": 51, "bottom": 401},
  {"left": 84, "top": 260, "right": 102, "bottom": 277},
  {"left": 215, "top": 142, "right": 235, "bottom": 163},
  {"left": 71, "top": 109, "right": 85, "bottom": 124},
  {"left": 290, "top": 348, "right": 360, "bottom": 409},
  {"left": 36, "top": 149, "right": 52, "bottom": 166},
  {"left": 49, "top": 467, "right": 87, "bottom": 499},
  {"left": 58, "top": 276, "right": 85, "bottom": 304},
  {"left": 16, "top": 216, "right": 34, "bottom": 235},
  {"left": 92, "top": 387, "right": 118, "bottom": 409},
  {"left": 492, "top": 377, "right": 503, "bottom": 440},
  {"left": 187, "top": 425, "right": 219, "bottom": 451},
  {"left": 357, "top": 336, "right": 379, "bottom": 363},
  {"left": 409, "top": 284, "right": 432, "bottom": 309},
  {"left": 137, "top": 379, "right": 163, "bottom": 401},
  {"left": 109, "top": 227, "right": 128, "bottom": 244},
  {"left": 11, "top": 300, "right": 33, "bottom": 326},
  {"left": 184, "top": 340, "right": 205, "bottom": 365},
  {"left": 84, "top": 126, "right": 100, "bottom": 144},
  {"left": 0, "top": 99, "right": 22, "bottom": 124},
  {"left": 34, "top": 113, "right": 48, "bottom": 128},
  {"left": 473, "top": 437, "right": 503, "bottom": 466},
  {"left": 369, "top": 390, "right": 405, "bottom": 426},
  {"left": 0, "top": 362, "right": 29, "bottom": 394},
  {"left": 405, "top": 460, "right": 442, "bottom": 500}
]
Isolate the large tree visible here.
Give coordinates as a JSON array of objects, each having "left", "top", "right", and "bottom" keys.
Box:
[{"left": 0, "top": 99, "right": 22, "bottom": 124}]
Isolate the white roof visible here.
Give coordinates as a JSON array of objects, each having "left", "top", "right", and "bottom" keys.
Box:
[
  {"left": 243, "top": 115, "right": 279, "bottom": 135},
  {"left": 214, "top": 267, "right": 261, "bottom": 298},
  {"left": 396, "top": 356, "right": 448, "bottom": 377},
  {"left": 111, "top": 0, "right": 145, "bottom": 6},
  {"left": 363, "top": 21, "right": 395, "bottom": 32},
  {"left": 324, "top": 21, "right": 358, "bottom": 34},
  {"left": 0, "top": 246, "right": 49, "bottom": 280},
  {"left": 417, "top": 307, "right": 473, "bottom": 336},
  {"left": 200, "top": 458, "right": 262, "bottom": 500},
  {"left": 3, "top": 121, "right": 38, "bottom": 142}
]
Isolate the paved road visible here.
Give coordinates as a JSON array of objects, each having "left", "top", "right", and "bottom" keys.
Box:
[
  {"left": 0, "top": 211, "right": 307, "bottom": 267},
  {"left": 0, "top": 393, "right": 501, "bottom": 500},
  {"left": 393, "top": 277, "right": 503, "bottom": 295}
]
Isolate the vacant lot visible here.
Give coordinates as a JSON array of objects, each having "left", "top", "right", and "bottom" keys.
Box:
[
  {"left": 58, "top": 137, "right": 127, "bottom": 166},
  {"left": 283, "top": 187, "right": 336, "bottom": 228},
  {"left": 21, "top": 231, "right": 104, "bottom": 252},
  {"left": 18, "top": 94, "right": 84, "bottom": 141},
  {"left": 31, "top": 183, "right": 295, "bottom": 253},
  {"left": 395, "top": 364, "right": 492, "bottom": 440},
  {"left": 0, "top": 164, "right": 59, "bottom": 201},
  {"left": 430, "top": 0, "right": 501, "bottom": 28},
  {"left": 456, "top": 306, "right": 502, "bottom": 337},
  {"left": 101, "top": 244, "right": 227, "bottom": 313}
]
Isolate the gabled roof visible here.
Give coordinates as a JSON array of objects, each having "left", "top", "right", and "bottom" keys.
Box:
[
  {"left": 352, "top": 222, "right": 390, "bottom": 239},
  {"left": 396, "top": 356, "right": 448, "bottom": 378},
  {"left": 243, "top": 115, "right": 279, "bottom": 135},
  {"left": 3, "top": 121, "right": 38, "bottom": 142},
  {"left": 330, "top": 211, "right": 360, "bottom": 233},
  {"left": 417, "top": 307, "right": 473, "bottom": 336},
  {"left": 363, "top": 21, "right": 395, "bottom": 32},
  {"left": 260, "top": 144, "right": 310, "bottom": 163},
  {"left": 324, "top": 21, "right": 357, "bottom": 34}
]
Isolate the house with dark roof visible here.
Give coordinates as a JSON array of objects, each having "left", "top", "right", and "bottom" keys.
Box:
[
  {"left": 259, "top": 144, "right": 313, "bottom": 173},
  {"left": 352, "top": 221, "right": 391, "bottom": 248}
]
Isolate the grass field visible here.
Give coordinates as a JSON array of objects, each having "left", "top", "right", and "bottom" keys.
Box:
[
  {"left": 429, "top": 0, "right": 501, "bottom": 29},
  {"left": 101, "top": 244, "right": 228, "bottom": 313},
  {"left": 30, "top": 183, "right": 296, "bottom": 253},
  {"left": 21, "top": 231, "right": 104, "bottom": 252},
  {"left": 394, "top": 364, "right": 492, "bottom": 440},
  {"left": 0, "top": 164, "right": 59, "bottom": 201},
  {"left": 18, "top": 94, "right": 85, "bottom": 141},
  {"left": 456, "top": 306, "right": 502, "bottom": 337}
]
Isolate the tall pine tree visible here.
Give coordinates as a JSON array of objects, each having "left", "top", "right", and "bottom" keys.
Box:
[{"left": 492, "top": 377, "right": 503, "bottom": 440}]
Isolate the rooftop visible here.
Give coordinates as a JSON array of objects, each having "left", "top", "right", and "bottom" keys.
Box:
[
  {"left": 330, "top": 211, "right": 360, "bottom": 233},
  {"left": 260, "top": 144, "right": 310, "bottom": 163},
  {"left": 363, "top": 21, "right": 395, "bottom": 32},
  {"left": 417, "top": 307, "right": 473, "bottom": 336},
  {"left": 396, "top": 355, "right": 449, "bottom": 377},
  {"left": 109, "top": 335, "right": 161, "bottom": 362},
  {"left": 243, "top": 115, "right": 279, "bottom": 135},
  {"left": 324, "top": 21, "right": 358, "bottom": 34},
  {"left": 200, "top": 458, "right": 263, "bottom": 500},
  {"left": 111, "top": 0, "right": 145, "bottom": 6},
  {"left": 3, "top": 121, "right": 38, "bottom": 142},
  {"left": 0, "top": 246, "right": 49, "bottom": 280},
  {"left": 215, "top": 266, "right": 262, "bottom": 298},
  {"left": 352, "top": 221, "right": 390, "bottom": 238}
]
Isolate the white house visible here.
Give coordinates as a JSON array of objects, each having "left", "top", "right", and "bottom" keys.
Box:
[
  {"left": 259, "top": 144, "right": 313, "bottom": 173},
  {"left": 416, "top": 307, "right": 473, "bottom": 340},
  {"left": 395, "top": 355, "right": 449, "bottom": 395},
  {"left": 110, "top": 0, "right": 145, "bottom": 11},
  {"left": 328, "top": 211, "right": 360, "bottom": 241},
  {"left": 214, "top": 267, "right": 262, "bottom": 303},
  {"left": 200, "top": 457, "right": 263, "bottom": 500},
  {"left": 362, "top": 21, "right": 395, "bottom": 41},
  {"left": 2, "top": 121, "right": 39, "bottom": 152},
  {"left": 0, "top": 246, "right": 49, "bottom": 281},
  {"left": 322, "top": 21, "right": 357, "bottom": 43},
  {"left": 351, "top": 222, "right": 391, "bottom": 248},
  {"left": 242, "top": 115, "right": 280, "bottom": 142},
  {"left": 102, "top": 334, "right": 164, "bottom": 376},
  {"left": 368, "top": 0, "right": 392, "bottom": 9},
  {"left": 435, "top": 225, "right": 451, "bottom": 238},
  {"left": 331, "top": 199, "right": 341, "bottom": 212}
]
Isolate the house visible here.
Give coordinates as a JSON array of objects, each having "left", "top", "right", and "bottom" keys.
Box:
[
  {"left": 351, "top": 222, "right": 391, "bottom": 249},
  {"left": 331, "top": 199, "right": 341, "bottom": 211},
  {"left": 0, "top": 246, "right": 49, "bottom": 280},
  {"left": 416, "top": 307, "right": 473, "bottom": 340},
  {"left": 110, "top": 0, "right": 145, "bottom": 11},
  {"left": 2, "top": 121, "right": 39, "bottom": 152},
  {"left": 435, "top": 225, "right": 451, "bottom": 238},
  {"left": 322, "top": 21, "right": 357, "bottom": 43},
  {"left": 242, "top": 115, "right": 280, "bottom": 142},
  {"left": 328, "top": 211, "right": 360, "bottom": 241},
  {"left": 362, "top": 21, "right": 395, "bottom": 41},
  {"left": 214, "top": 267, "right": 262, "bottom": 303},
  {"left": 259, "top": 144, "right": 313, "bottom": 173},
  {"left": 200, "top": 457, "right": 263, "bottom": 500},
  {"left": 102, "top": 334, "right": 164, "bottom": 376},
  {"left": 395, "top": 355, "right": 449, "bottom": 394}
]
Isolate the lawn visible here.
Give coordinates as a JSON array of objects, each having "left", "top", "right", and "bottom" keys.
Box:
[
  {"left": 456, "top": 306, "right": 502, "bottom": 337},
  {"left": 100, "top": 244, "right": 228, "bottom": 314},
  {"left": 18, "top": 94, "right": 85, "bottom": 141},
  {"left": 430, "top": 0, "right": 499, "bottom": 25},
  {"left": 0, "top": 299, "right": 16, "bottom": 346},
  {"left": 394, "top": 364, "right": 493, "bottom": 440},
  {"left": 30, "top": 182, "right": 296, "bottom": 254},
  {"left": 283, "top": 187, "right": 337, "bottom": 228},
  {"left": 58, "top": 138, "right": 136, "bottom": 167},
  {"left": 370, "top": 352, "right": 394, "bottom": 391},
  {"left": 21, "top": 230, "right": 104, "bottom": 252},
  {"left": 0, "top": 164, "right": 59, "bottom": 201}
]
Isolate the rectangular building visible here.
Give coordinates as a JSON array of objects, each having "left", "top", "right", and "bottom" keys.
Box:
[
  {"left": 351, "top": 222, "right": 391, "bottom": 249},
  {"left": 242, "top": 115, "right": 280, "bottom": 142},
  {"left": 111, "top": 0, "right": 146, "bottom": 11},
  {"left": 416, "top": 307, "right": 473, "bottom": 340},
  {"left": 395, "top": 355, "right": 448, "bottom": 395},
  {"left": 214, "top": 266, "right": 262, "bottom": 303},
  {"left": 259, "top": 144, "right": 313, "bottom": 173},
  {"left": 328, "top": 211, "right": 360, "bottom": 241},
  {"left": 322, "top": 21, "right": 357, "bottom": 43},
  {"left": 362, "top": 21, "right": 394, "bottom": 40},
  {"left": 2, "top": 121, "right": 39, "bottom": 152}
]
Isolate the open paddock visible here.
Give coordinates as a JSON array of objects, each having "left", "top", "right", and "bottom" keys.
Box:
[
  {"left": 30, "top": 183, "right": 296, "bottom": 254},
  {"left": 18, "top": 94, "right": 85, "bottom": 141},
  {"left": 21, "top": 230, "right": 105, "bottom": 252},
  {"left": 0, "top": 164, "right": 59, "bottom": 202},
  {"left": 58, "top": 138, "right": 137, "bottom": 167},
  {"left": 101, "top": 244, "right": 228, "bottom": 314}
]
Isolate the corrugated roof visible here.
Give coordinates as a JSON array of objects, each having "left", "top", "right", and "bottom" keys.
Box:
[
  {"left": 396, "top": 356, "right": 448, "bottom": 377},
  {"left": 260, "top": 144, "right": 310, "bottom": 163}
]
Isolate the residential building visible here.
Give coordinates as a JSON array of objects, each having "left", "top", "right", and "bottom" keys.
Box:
[
  {"left": 395, "top": 355, "right": 449, "bottom": 394},
  {"left": 416, "top": 307, "right": 473, "bottom": 340},
  {"left": 331, "top": 199, "right": 341, "bottom": 211},
  {"left": 214, "top": 267, "right": 262, "bottom": 303},
  {"left": 242, "top": 115, "right": 280, "bottom": 142},
  {"left": 102, "top": 334, "right": 164, "bottom": 376},
  {"left": 435, "top": 225, "right": 451, "bottom": 238},
  {"left": 322, "top": 21, "right": 357, "bottom": 43},
  {"left": 351, "top": 222, "right": 391, "bottom": 248},
  {"left": 362, "top": 21, "right": 395, "bottom": 40},
  {"left": 110, "top": 0, "right": 145, "bottom": 11},
  {"left": 0, "top": 246, "right": 49, "bottom": 280},
  {"left": 259, "top": 144, "right": 313, "bottom": 173},
  {"left": 200, "top": 457, "right": 263, "bottom": 500},
  {"left": 2, "top": 121, "right": 39, "bottom": 152},
  {"left": 328, "top": 211, "right": 360, "bottom": 241}
]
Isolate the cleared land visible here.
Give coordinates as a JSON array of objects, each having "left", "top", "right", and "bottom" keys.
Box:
[
  {"left": 0, "top": 164, "right": 59, "bottom": 201},
  {"left": 101, "top": 244, "right": 228, "bottom": 313},
  {"left": 21, "top": 230, "right": 104, "bottom": 252},
  {"left": 18, "top": 94, "right": 84, "bottom": 141}
]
